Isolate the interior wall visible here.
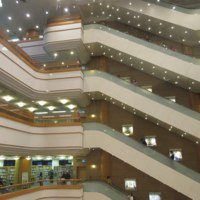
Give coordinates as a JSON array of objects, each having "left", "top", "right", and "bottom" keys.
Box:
[{"left": 88, "top": 56, "right": 200, "bottom": 112}]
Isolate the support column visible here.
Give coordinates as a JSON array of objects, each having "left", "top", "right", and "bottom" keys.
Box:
[{"left": 17, "top": 157, "right": 31, "bottom": 184}]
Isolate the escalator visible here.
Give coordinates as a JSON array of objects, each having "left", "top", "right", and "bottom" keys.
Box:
[
  {"left": 84, "top": 70, "right": 200, "bottom": 139},
  {"left": 84, "top": 122, "right": 200, "bottom": 200}
]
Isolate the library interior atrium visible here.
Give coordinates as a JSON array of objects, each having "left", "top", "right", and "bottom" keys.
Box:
[{"left": 0, "top": 0, "right": 200, "bottom": 199}]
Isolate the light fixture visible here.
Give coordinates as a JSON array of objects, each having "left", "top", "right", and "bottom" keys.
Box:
[
  {"left": 64, "top": 7, "right": 69, "bottom": 12},
  {"left": 14, "top": 156, "right": 20, "bottom": 160},
  {"left": 6, "top": 29, "right": 10, "bottom": 33},
  {"left": 70, "top": 51, "right": 74, "bottom": 55},
  {"left": 27, "top": 107, "right": 37, "bottom": 112},
  {"left": 8, "top": 16, "right": 12, "bottom": 20},
  {"left": 172, "top": 6, "right": 176, "bottom": 10},
  {"left": 16, "top": 102, "right": 26, "bottom": 107},
  {"left": 54, "top": 52, "right": 58, "bottom": 57},
  {"left": 37, "top": 100, "right": 47, "bottom": 106},
  {"left": 18, "top": 27, "right": 22, "bottom": 31},
  {"left": 91, "top": 164, "right": 97, "bottom": 169},
  {"left": 67, "top": 104, "right": 77, "bottom": 109},
  {"left": 47, "top": 106, "right": 56, "bottom": 111},
  {"left": 35, "top": 112, "right": 48, "bottom": 115},
  {"left": 59, "top": 99, "right": 69, "bottom": 104},
  {"left": 91, "top": 114, "right": 96, "bottom": 118},
  {"left": 26, "top": 156, "right": 31, "bottom": 160},
  {"left": 26, "top": 13, "right": 30, "bottom": 18},
  {"left": 2, "top": 95, "right": 14, "bottom": 102},
  {"left": 35, "top": 25, "right": 39, "bottom": 29},
  {"left": 45, "top": 11, "right": 49, "bottom": 15},
  {"left": 0, "top": 155, "right": 6, "bottom": 160},
  {"left": 16, "top": 0, "right": 19, "bottom": 4},
  {"left": 0, "top": 0, "right": 2, "bottom": 7}
]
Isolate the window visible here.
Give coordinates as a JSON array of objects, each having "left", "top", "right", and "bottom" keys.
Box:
[
  {"left": 145, "top": 136, "right": 157, "bottom": 146},
  {"left": 125, "top": 178, "right": 137, "bottom": 190},
  {"left": 149, "top": 192, "right": 161, "bottom": 200},
  {"left": 169, "top": 149, "right": 182, "bottom": 161},
  {"left": 122, "top": 124, "right": 134, "bottom": 136}
]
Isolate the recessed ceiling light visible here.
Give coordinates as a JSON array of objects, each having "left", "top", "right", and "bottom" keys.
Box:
[
  {"left": 35, "top": 25, "right": 39, "bottom": 29},
  {"left": 117, "top": 17, "right": 121, "bottom": 20},
  {"left": 91, "top": 12, "right": 93, "bottom": 15},
  {"left": 54, "top": 52, "right": 58, "bottom": 57},
  {"left": 37, "top": 100, "right": 47, "bottom": 106},
  {"left": 188, "top": 87, "right": 191, "bottom": 90},
  {"left": 159, "top": 22, "right": 162, "bottom": 25},
  {"left": 64, "top": 8, "right": 69, "bottom": 12},
  {"left": 47, "top": 106, "right": 56, "bottom": 111},
  {"left": 148, "top": 19, "right": 151, "bottom": 22},
  {"left": 16, "top": 0, "right": 19, "bottom": 4},
  {"left": 18, "top": 27, "right": 22, "bottom": 31},
  {"left": 43, "top": 64, "right": 46, "bottom": 67},
  {"left": 148, "top": 27, "right": 151, "bottom": 30},
  {"left": 8, "top": 16, "right": 12, "bottom": 20},
  {"left": 157, "top": 0, "right": 160, "bottom": 2},
  {"left": 127, "top": 12, "right": 130, "bottom": 15},
  {"left": 59, "top": 99, "right": 69, "bottom": 104},
  {"left": 172, "top": 6, "right": 176, "bottom": 10},
  {"left": 102, "top": 11, "right": 105, "bottom": 14},
  {"left": 61, "top": 62, "right": 64, "bottom": 65},
  {"left": 45, "top": 11, "right": 49, "bottom": 15},
  {"left": 184, "top": 30, "right": 188, "bottom": 34},
  {"left": 2, "top": 95, "right": 14, "bottom": 102},
  {"left": 128, "top": 20, "right": 131, "bottom": 23},
  {"left": 192, "top": 81, "right": 195, "bottom": 84},
  {"left": 27, "top": 107, "right": 37, "bottom": 112},
  {"left": 177, "top": 75, "right": 180, "bottom": 78},
  {"left": 67, "top": 104, "right": 77, "bottom": 109},
  {"left": 171, "top": 26, "right": 174, "bottom": 29},
  {"left": 198, "top": 40, "right": 200, "bottom": 43},
  {"left": 182, "top": 39, "right": 185, "bottom": 42},
  {"left": 175, "top": 81, "right": 178, "bottom": 84},
  {"left": 137, "top": 24, "right": 141, "bottom": 27},
  {"left": 106, "top": 5, "right": 110, "bottom": 8},
  {"left": 16, "top": 102, "right": 26, "bottom": 107},
  {"left": 70, "top": 51, "right": 74, "bottom": 55},
  {"left": 6, "top": 29, "right": 10, "bottom": 33},
  {"left": 116, "top": 8, "right": 119, "bottom": 11},
  {"left": 169, "top": 35, "right": 172, "bottom": 38},
  {"left": 26, "top": 13, "right": 30, "bottom": 18}
]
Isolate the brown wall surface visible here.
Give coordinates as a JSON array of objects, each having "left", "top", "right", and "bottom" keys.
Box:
[{"left": 75, "top": 149, "right": 191, "bottom": 200}]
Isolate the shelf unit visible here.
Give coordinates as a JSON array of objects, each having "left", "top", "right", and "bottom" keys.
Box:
[
  {"left": 0, "top": 166, "right": 16, "bottom": 185},
  {"left": 31, "top": 165, "right": 52, "bottom": 181}
]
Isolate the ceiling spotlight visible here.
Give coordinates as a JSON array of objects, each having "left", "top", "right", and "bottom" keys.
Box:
[
  {"left": 148, "top": 3, "right": 151, "bottom": 6},
  {"left": 70, "top": 51, "right": 74, "bottom": 55},
  {"left": 16, "top": 0, "right": 19, "bottom": 4},
  {"left": 0, "top": 0, "right": 2, "bottom": 7},
  {"left": 172, "top": 6, "right": 176, "bottom": 10},
  {"left": 26, "top": 13, "right": 30, "bottom": 18},
  {"left": 35, "top": 25, "right": 39, "bottom": 29},
  {"left": 8, "top": 16, "right": 12, "bottom": 20},
  {"left": 6, "top": 29, "right": 10, "bottom": 33},
  {"left": 64, "top": 7, "right": 69, "bottom": 12},
  {"left": 45, "top": 11, "right": 49, "bottom": 15},
  {"left": 27, "top": 107, "right": 37, "bottom": 112},
  {"left": 54, "top": 52, "right": 58, "bottom": 57},
  {"left": 18, "top": 27, "right": 22, "bottom": 31}
]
